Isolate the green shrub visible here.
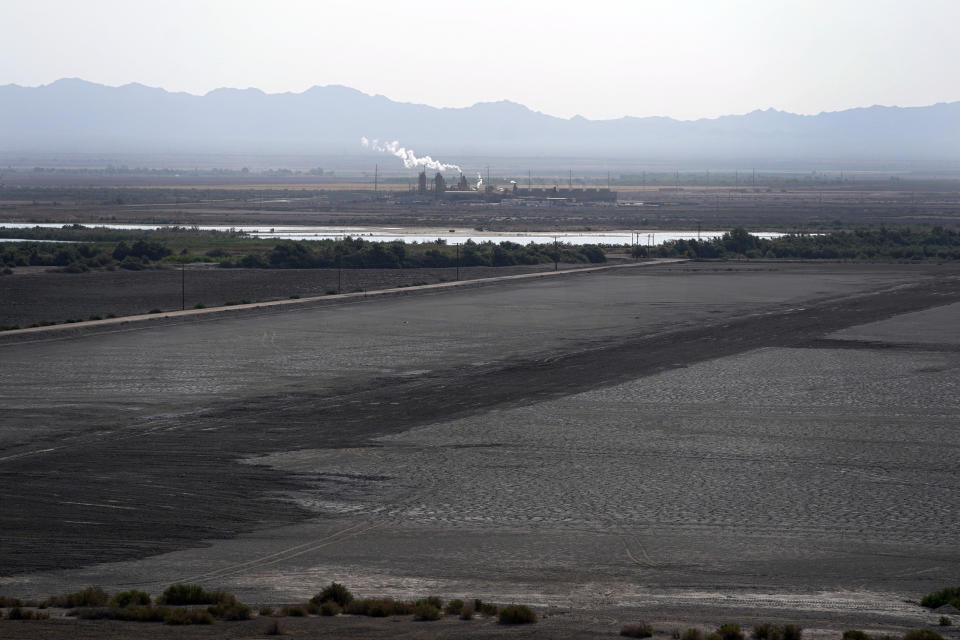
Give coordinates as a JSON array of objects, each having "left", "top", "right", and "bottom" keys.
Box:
[
  {"left": 684, "top": 628, "right": 705, "bottom": 640},
  {"left": 921, "top": 587, "right": 960, "bottom": 610},
  {"left": 783, "top": 624, "right": 802, "bottom": 640},
  {"left": 753, "top": 624, "right": 782, "bottom": 640},
  {"left": 320, "top": 601, "right": 340, "bottom": 616},
  {"left": 110, "top": 590, "right": 151, "bottom": 608},
  {"left": 842, "top": 632, "right": 871, "bottom": 640},
  {"left": 413, "top": 602, "right": 442, "bottom": 621},
  {"left": 0, "top": 596, "right": 22, "bottom": 607},
  {"left": 939, "top": 616, "right": 952, "bottom": 626},
  {"left": 280, "top": 604, "right": 307, "bottom": 617},
  {"left": 444, "top": 598, "right": 464, "bottom": 615},
  {"left": 163, "top": 608, "right": 214, "bottom": 625},
  {"left": 158, "top": 584, "right": 233, "bottom": 605},
  {"left": 259, "top": 605, "right": 274, "bottom": 616},
  {"left": 45, "top": 586, "right": 109, "bottom": 608},
  {"left": 194, "top": 302, "right": 206, "bottom": 309},
  {"left": 344, "top": 598, "right": 411, "bottom": 617},
  {"left": 459, "top": 603, "right": 475, "bottom": 620},
  {"left": 498, "top": 604, "right": 537, "bottom": 625},
  {"left": 311, "top": 582, "right": 354, "bottom": 607},
  {"left": 481, "top": 602, "right": 499, "bottom": 616},
  {"left": 413, "top": 596, "right": 443, "bottom": 610},
  {"left": 7, "top": 607, "right": 49, "bottom": 620},
  {"left": 717, "top": 623, "right": 745, "bottom": 640},
  {"left": 621, "top": 622, "right": 654, "bottom": 637},
  {"left": 903, "top": 630, "right": 945, "bottom": 640},
  {"left": 207, "top": 601, "right": 251, "bottom": 620}
]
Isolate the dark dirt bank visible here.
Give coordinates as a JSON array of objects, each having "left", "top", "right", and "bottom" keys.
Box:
[
  {"left": 2, "top": 267, "right": 959, "bottom": 577},
  {"left": 0, "top": 261, "right": 611, "bottom": 329}
]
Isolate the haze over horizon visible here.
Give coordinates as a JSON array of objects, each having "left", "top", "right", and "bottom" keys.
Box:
[{"left": 1, "top": 0, "right": 958, "bottom": 121}]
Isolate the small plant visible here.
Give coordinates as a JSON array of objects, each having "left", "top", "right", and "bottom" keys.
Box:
[
  {"left": 280, "top": 604, "right": 307, "bottom": 617},
  {"left": 344, "top": 598, "right": 412, "bottom": 617},
  {"left": 266, "top": 619, "right": 283, "bottom": 635},
  {"left": 289, "top": 295, "right": 300, "bottom": 299},
  {"left": 444, "top": 598, "right": 465, "bottom": 615},
  {"left": 939, "top": 616, "right": 952, "bottom": 626},
  {"left": 148, "top": 308, "right": 161, "bottom": 314},
  {"left": 7, "top": 607, "right": 50, "bottom": 620},
  {"left": 717, "top": 623, "right": 745, "bottom": 640},
  {"left": 413, "top": 602, "right": 442, "bottom": 621},
  {"left": 320, "top": 601, "right": 340, "bottom": 616},
  {"left": 45, "top": 586, "right": 110, "bottom": 608},
  {"left": 311, "top": 582, "right": 354, "bottom": 608},
  {"left": 110, "top": 590, "right": 151, "bottom": 608},
  {"left": 194, "top": 302, "right": 206, "bottom": 309},
  {"left": 782, "top": 624, "right": 802, "bottom": 640},
  {"left": 88, "top": 315, "right": 101, "bottom": 321},
  {"left": 158, "top": 583, "right": 233, "bottom": 605},
  {"left": 414, "top": 596, "right": 444, "bottom": 610},
  {"left": 903, "top": 630, "right": 945, "bottom": 640},
  {"left": 621, "top": 621, "right": 654, "bottom": 638},
  {"left": 673, "top": 629, "right": 682, "bottom": 639},
  {"left": 498, "top": 604, "right": 537, "bottom": 625},
  {"left": 0, "top": 596, "right": 23, "bottom": 607},
  {"left": 481, "top": 602, "right": 499, "bottom": 616},
  {"left": 459, "top": 603, "right": 475, "bottom": 620},
  {"left": 207, "top": 600, "right": 251, "bottom": 620},
  {"left": 163, "top": 607, "right": 214, "bottom": 625},
  {"left": 842, "top": 632, "right": 871, "bottom": 640},
  {"left": 684, "top": 628, "right": 706, "bottom": 640},
  {"left": 259, "top": 605, "right": 275, "bottom": 616}
]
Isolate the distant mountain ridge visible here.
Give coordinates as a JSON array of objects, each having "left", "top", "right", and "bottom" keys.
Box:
[{"left": 1, "top": 78, "right": 958, "bottom": 165}]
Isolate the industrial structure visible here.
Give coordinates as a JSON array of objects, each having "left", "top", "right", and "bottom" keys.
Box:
[{"left": 406, "top": 170, "right": 616, "bottom": 204}]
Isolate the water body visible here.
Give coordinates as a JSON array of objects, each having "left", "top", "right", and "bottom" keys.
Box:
[{"left": 0, "top": 223, "right": 787, "bottom": 246}]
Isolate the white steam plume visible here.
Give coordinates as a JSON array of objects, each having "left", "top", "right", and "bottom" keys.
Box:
[
  {"left": 476, "top": 173, "right": 483, "bottom": 190},
  {"left": 361, "top": 137, "right": 461, "bottom": 172}
]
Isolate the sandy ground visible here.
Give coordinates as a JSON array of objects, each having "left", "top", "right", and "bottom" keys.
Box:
[{"left": 2, "top": 262, "right": 959, "bottom": 638}]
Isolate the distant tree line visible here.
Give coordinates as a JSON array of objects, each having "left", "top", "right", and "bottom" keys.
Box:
[
  {"left": 224, "top": 238, "right": 607, "bottom": 269},
  {"left": 632, "top": 227, "right": 960, "bottom": 260},
  {"left": 0, "top": 238, "right": 173, "bottom": 272}
]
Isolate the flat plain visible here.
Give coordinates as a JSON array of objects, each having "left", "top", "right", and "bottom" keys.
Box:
[{"left": 1, "top": 261, "right": 959, "bottom": 639}]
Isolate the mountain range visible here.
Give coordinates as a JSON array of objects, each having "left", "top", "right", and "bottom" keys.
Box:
[{"left": 1, "top": 78, "right": 958, "bottom": 167}]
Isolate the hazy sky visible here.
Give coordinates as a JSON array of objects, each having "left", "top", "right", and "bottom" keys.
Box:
[{"left": 1, "top": 0, "right": 958, "bottom": 120}]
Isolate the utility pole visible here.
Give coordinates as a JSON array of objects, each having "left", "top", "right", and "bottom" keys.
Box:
[
  {"left": 455, "top": 244, "right": 460, "bottom": 281},
  {"left": 568, "top": 170, "right": 573, "bottom": 189},
  {"left": 337, "top": 254, "right": 342, "bottom": 293},
  {"left": 181, "top": 262, "right": 185, "bottom": 310}
]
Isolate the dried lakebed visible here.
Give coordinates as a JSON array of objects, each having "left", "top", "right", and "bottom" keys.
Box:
[{"left": 1, "top": 262, "right": 958, "bottom": 633}]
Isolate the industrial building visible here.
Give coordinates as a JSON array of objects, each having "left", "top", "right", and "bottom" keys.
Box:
[{"left": 407, "top": 170, "right": 617, "bottom": 204}]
